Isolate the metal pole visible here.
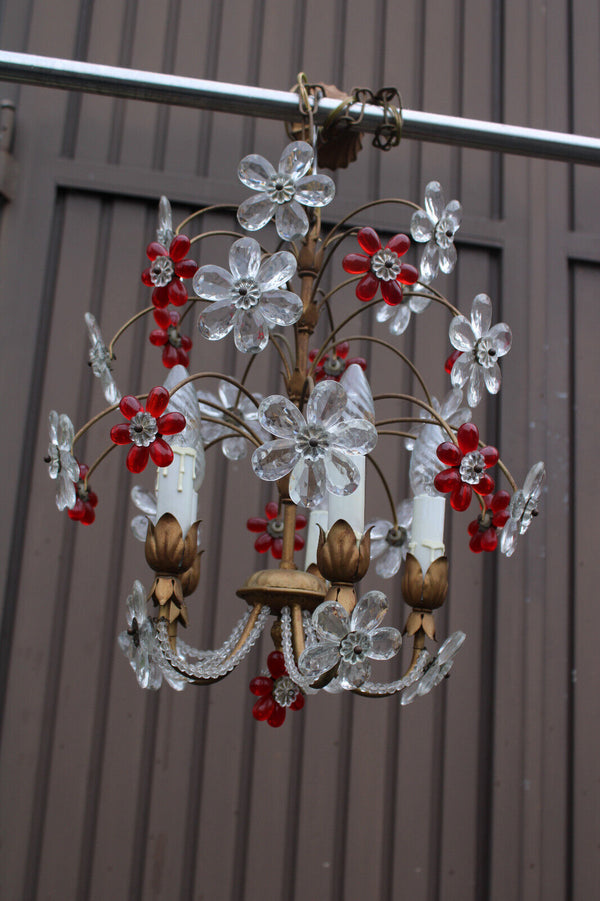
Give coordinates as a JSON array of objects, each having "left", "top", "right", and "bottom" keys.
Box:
[{"left": 1, "top": 50, "right": 600, "bottom": 165}]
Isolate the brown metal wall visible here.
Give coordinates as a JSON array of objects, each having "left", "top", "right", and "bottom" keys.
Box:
[{"left": 0, "top": 1, "right": 598, "bottom": 899}]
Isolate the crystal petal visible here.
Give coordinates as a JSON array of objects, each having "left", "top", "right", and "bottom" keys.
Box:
[
  {"left": 369, "top": 537, "right": 388, "bottom": 559},
  {"left": 298, "top": 641, "right": 340, "bottom": 678},
  {"left": 131, "top": 580, "right": 147, "bottom": 621},
  {"left": 400, "top": 680, "right": 420, "bottom": 705},
  {"left": 450, "top": 353, "right": 473, "bottom": 388},
  {"left": 56, "top": 473, "right": 77, "bottom": 511},
  {"left": 229, "top": 236, "right": 261, "bottom": 281},
  {"left": 466, "top": 365, "right": 485, "bottom": 407},
  {"left": 100, "top": 369, "right": 120, "bottom": 405},
  {"left": 223, "top": 435, "right": 248, "bottom": 461},
  {"left": 449, "top": 315, "right": 476, "bottom": 352},
  {"left": 340, "top": 365, "right": 375, "bottom": 424},
  {"left": 289, "top": 457, "right": 326, "bottom": 508},
  {"left": 438, "top": 630, "right": 466, "bottom": 665},
  {"left": 420, "top": 241, "right": 439, "bottom": 282},
  {"left": 334, "top": 419, "right": 378, "bottom": 455},
  {"left": 275, "top": 201, "right": 309, "bottom": 241},
  {"left": 444, "top": 199, "right": 462, "bottom": 227},
  {"left": 396, "top": 497, "right": 414, "bottom": 528},
  {"left": 409, "top": 430, "right": 445, "bottom": 496},
  {"left": 131, "top": 485, "right": 157, "bottom": 517},
  {"left": 257, "top": 250, "right": 297, "bottom": 291},
  {"left": 376, "top": 302, "right": 394, "bottom": 323},
  {"left": 197, "top": 300, "right": 237, "bottom": 340},
  {"left": 523, "top": 461, "right": 546, "bottom": 498},
  {"left": 193, "top": 265, "right": 235, "bottom": 301},
  {"left": 237, "top": 193, "right": 276, "bottom": 232},
  {"left": 338, "top": 659, "right": 370, "bottom": 689},
  {"left": 351, "top": 590, "right": 388, "bottom": 633},
  {"left": 48, "top": 410, "right": 59, "bottom": 444},
  {"left": 238, "top": 153, "right": 275, "bottom": 190},
  {"left": 483, "top": 361, "right": 502, "bottom": 394},
  {"left": 307, "top": 380, "right": 346, "bottom": 429},
  {"left": 368, "top": 518, "right": 392, "bottom": 541},
  {"left": 439, "top": 243, "right": 457, "bottom": 274},
  {"left": 163, "top": 365, "right": 204, "bottom": 455},
  {"left": 375, "top": 546, "right": 402, "bottom": 578},
  {"left": 389, "top": 303, "right": 411, "bottom": 335},
  {"left": 278, "top": 141, "right": 313, "bottom": 180},
  {"left": 84, "top": 312, "right": 103, "bottom": 348},
  {"left": 233, "top": 309, "right": 269, "bottom": 353},
  {"left": 408, "top": 291, "right": 431, "bottom": 314},
  {"left": 294, "top": 173, "right": 336, "bottom": 207},
  {"left": 57, "top": 414, "right": 75, "bottom": 450},
  {"left": 424, "top": 181, "right": 445, "bottom": 222},
  {"left": 259, "top": 289, "right": 303, "bottom": 326},
  {"left": 313, "top": 601, "right": 350, "bottom": 641},
  {"left": 487, "top": 322, "right": 512, "bottom": 356},
  {"left": 368, "top": 626, "right": 402, "bottom": 659},
  {"left": 324, "top": 450, "right": 360, "bottom": 496},
  {"left": 131, "top": 514, "right": 151, "bottom": 542},
  {"left": 252, "top": 439, "right": 299, "bottom": 480},
  {"left": 259, "top": 395, "right": 305, "bottom": 438},
  {"left": 160, "top": 663, "right": 187, "bottom": 691},
  {"left": 410, "top": 208, "right": 434, "bottom": 242},
  {"left": 217, "top": 379, "right": 237, "bottom": 409},
  {"left": 499, "top": 517, "right": 518, "bottom": 556},
  {"left": 157, "top": 196, "right": 174, "bottom": 245},
  {"left": 471, "top": 294, "right": 492, "bottom": 337}
]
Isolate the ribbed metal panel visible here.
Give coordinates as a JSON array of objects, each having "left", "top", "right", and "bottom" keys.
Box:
[{"left": 0, "top": 0, "right": 598, "bottom": 899}]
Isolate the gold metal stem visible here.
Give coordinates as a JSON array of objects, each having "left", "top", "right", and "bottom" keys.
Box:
[
  {"left": 279, "top": 502, "right": 298, "bottom": 570},
  {"left": 366, "top": 454, "right": 399, "bottom": 527},
  {"left": 291, "top": 603, "right": 305, "bottom": 661},
  {"left": 377, "top": 429, "right": 419, "bottom": 439},
  {"left": 175, "top": 203, "right": 239, "bottom": 234},
  {"left": 373, "top": 393, "right": 457, "bottom": 442},
  {"left": 314, "top": 275, "right": 361, "bottom": 312},
  {"left": 307, "top": 298, "right": 382, "bottom": 378},
  {"left": 84, "top": 443, "right": 117, "bottom": 483},
  {"left": 323, "top": 197, "right": 422, "bottom": 248},
  {"left": 108, "top": 305, "right": 155, "bottom": 357}
]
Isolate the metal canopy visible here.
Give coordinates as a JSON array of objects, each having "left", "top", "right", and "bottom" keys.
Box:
[{"left": 1, "top": 50, "right": 600, "bottom": 166}]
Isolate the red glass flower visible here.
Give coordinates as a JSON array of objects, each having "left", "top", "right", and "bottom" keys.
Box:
[
  {"left": 67, "top": 462, "right": 98, "bottom": 525},
  {"left": 467, "top": 490, "right": 511, "bottom": 552},
  {"left": 309, "top": 341, "right": 367, "bottom": 383},
  {"left": 149, "top": 309, "right": 193, "bottom": 368},
  {"left": 249, "top": 651, "right": 305, "bottom": 727},
  {"left": 445, "top": 348, "right": 463, "bottom": 375},
  {"left": 141, "top": 234, "right": 198, "bottom": 309},
  {"left": 246, "top": 502, "right": 306, "bottom": 559},
  {"left": 342, "top": 226, "right": 419, "bottom": 305},
  {"left": 433, "top": 423, "right": 498, "bottom": 511},
  {"left": 110, "top": 386, "right": 186, "bottom": 473}
]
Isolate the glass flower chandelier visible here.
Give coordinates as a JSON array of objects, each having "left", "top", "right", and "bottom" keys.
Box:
[{"left": 45, "top": 92, "right": 545, "bottom": 728}]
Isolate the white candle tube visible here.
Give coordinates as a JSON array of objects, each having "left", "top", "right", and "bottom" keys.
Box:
[
  {"left": 408, "top": 494, "right": 446, "bottom": 575},
  {"left": 304, "top": 507, "right": 329, "bottom": 570},
  {"left": 155, "top": 446, "right": 198, "bottom": 537},
  {"left": 327, "top": 454, "right": 366, "bottom": 537}
]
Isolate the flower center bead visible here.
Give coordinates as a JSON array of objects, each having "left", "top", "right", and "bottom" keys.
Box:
[
  {"left": 233, "top": 279, "right": 261, "bottom": 310},
  {"left": 272, "top": 676, "right": 299, "bottom": 707},
  {"left": 340, "top": 631, "right": 372, "bottom": 664},
  {"left": 128, "top": 411, "right": 158, "bottom": 447},
  {"left": 323, "top": 355, "right": 345, "bottom": 376},
  {"left": 150, "top": 255, "right": 174, "bottom": 287},
  {"left": 266, "top": 519, "right": 284, "bottom": 538},
  {"left": 297, "top": 425, "right": 330, "bottom": 461},
  {"left": 265, "top": 174, "right": 296, "bottom": 204},
  {"left": 167, "top": 325, "right": 182, "bottom": 348},
  {"left": 88, "top": 343, "right": 111, "bottom": 376},
  {"left": 386, "top": 525, "right": 407, "bottom": 548},
  {"left": 459, "top": 451, "right": 486, "bottom": 484},
  {"left": 435, "top": 215, "right": 457, "bottom": 248},
  {"left": 475, "top": 337, "right": 498, "bottom": 368},
  {"left": 370, "top": 248, "right": 402, "bottom": 281}
]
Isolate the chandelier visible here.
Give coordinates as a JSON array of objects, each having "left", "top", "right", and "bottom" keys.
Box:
[{"left": 44, "top": 79, "right": 545, "bottom": 728}]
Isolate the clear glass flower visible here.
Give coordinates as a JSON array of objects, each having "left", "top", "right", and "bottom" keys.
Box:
[
  {"left": 251, "top": 380, "right": 378, "bottom": 509},
  {"left": 298, "top": 591, "right": 402, "bottom": 689},
  {"left": 407, "top": 388, "right": 471, "bottom": 495},
  {"left": 47, "top": 411, "right": 80, "bottom": 511},
  {"left": 410, "top": 181, "right": 462, "bottom": 282},
  {"left": 117, "top": 580, "right": 187, "bottom": 691},
  {"left": 84, "top": 313, "right": 121, "bottom": 405},
  {"left": 194, "top": 236, "right": 302, "bottom": 354},
  {"left": 237, "top": 141, "right": 335, "bottom": 241},
  {"left": 375, "top": 282, "right": 432, "bottom": 336},
  {"left": 448, "top": 294, "right": 512, "bottom": 407},
  {"left": 400, "top": 631, "right": 466, "bottom": 704},
  {"left": 156, "top": 195, "right": 175, "bottom": 246},
  {"left": 367, "top": 498, "right": 413, "bottom": 579},
  {"left": 198, "top": 380, "right": 264, "bottom": 461},
  {"left": 500, "top": 462, "right": 546, "bottom": 557}
]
